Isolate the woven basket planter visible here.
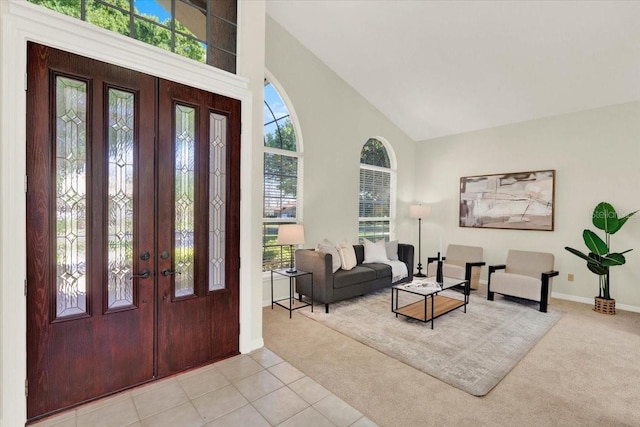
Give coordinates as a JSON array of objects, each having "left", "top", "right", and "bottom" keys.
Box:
[{"left": 594, "top": 297, "right": 616, "bottom": 315}]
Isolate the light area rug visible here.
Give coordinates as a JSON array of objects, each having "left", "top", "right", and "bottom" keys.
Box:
[{"left": 300, "top": 288, "right": 563, "bottom": 396}]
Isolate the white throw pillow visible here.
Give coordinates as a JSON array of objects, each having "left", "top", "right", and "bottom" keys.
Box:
[
  {"left": 386, "top": 240, "right": 399, "bottom": 261},
  {"left": 363, "top": 238, "right": 390, "bottom": 264},
  {"left": 336, "top": 241, "right": 357, "bottom": 270},
  {"left": 315, "top": 239, "right": 341, "bottom": 273}
]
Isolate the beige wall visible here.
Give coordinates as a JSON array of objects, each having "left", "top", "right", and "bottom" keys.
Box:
[
  {"left": 414, "top": 102, "right": 640, "bottom": 309},
  {"left": 265, "top": 16, "right": 417, "bottom": 245}
]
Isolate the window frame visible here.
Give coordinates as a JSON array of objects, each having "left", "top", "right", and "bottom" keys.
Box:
[{"left": 262, "top": 74, "right": 303, "bottom": 272}]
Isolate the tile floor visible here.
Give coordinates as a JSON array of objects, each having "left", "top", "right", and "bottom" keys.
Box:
[{"left": 31, "top": 348, "right": 377, "bottom": 427}]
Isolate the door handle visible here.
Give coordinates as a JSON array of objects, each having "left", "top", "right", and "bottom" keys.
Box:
[
  {"left": 161, "top": 269, "right": 181, "bottom": 277},
  {"left": 130, "top": 269, "right": 150, "bottom": 279}
]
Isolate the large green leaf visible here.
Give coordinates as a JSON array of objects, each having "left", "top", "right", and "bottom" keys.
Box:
[
  {"left": 592, "top": 202, "right": 618, "bottom": 233},
  {"left": 564, "top": 246, "right": 592, "bottom": 262},
  {"left": 587, "top": 262, "right": 608, "bottom": 276},
  {"left": 582, "top": 229, "right": 608, "bottom": 256},
  {"left": 610, "top": 210, "right": 638, "bottom": 234},
  {"left": 601, "top": 252, "right": 627, "bottom": 267}
]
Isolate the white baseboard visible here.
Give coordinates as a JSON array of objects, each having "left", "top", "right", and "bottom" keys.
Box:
[
  {"left": 240, "top": 337, "right": 265, "bottom": 354},
  {"left": 551, "top": 292, "right": 640, "bottom": 314}
]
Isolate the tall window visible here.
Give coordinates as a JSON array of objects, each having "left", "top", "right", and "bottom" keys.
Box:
[
  {"left": 263, "top": 80, "right": 302, "bottom": 271},
  {"left": 29, "top": 0, "right": 237, "bottom": 73},
  {"left": 359, "top": 138, "right": 395, "bottom": 241}
]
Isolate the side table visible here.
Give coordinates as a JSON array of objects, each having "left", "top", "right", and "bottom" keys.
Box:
[{"left": 271, "top": 269, "right": 313, "bottom": 318}]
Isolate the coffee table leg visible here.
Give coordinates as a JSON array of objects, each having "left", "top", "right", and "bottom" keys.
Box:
[{"left": 431, "top": 294, "right": 435, "bottom": 329}]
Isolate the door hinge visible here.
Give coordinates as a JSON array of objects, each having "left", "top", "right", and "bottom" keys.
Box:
[
  {"left": 25, "top": 379, "right": 29, "bottom": 397},
  {"left": 24, "top": 279, "right": 27, "bottom": 297},
  {"left": 24, "top": 72, "right": 28, "bottom": 91},
  {"left": 24, "top": 176, "right": 28, "bottom": 193}
]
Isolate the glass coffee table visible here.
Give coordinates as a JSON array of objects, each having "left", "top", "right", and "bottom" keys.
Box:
[{"left": 391, "top": 277, "right": 470, "bottom": 329}]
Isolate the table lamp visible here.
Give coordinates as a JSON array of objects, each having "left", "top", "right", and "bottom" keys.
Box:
[{"left": 277, "top": 224, "right": 305, "bottom": 273}]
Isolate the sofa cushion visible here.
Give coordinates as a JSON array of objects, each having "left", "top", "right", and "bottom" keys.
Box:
[
  {"left": 362, "top": 263, "right": 392, "bottom": 279},
  {"left": 337, "top": 241, "right": 357, "bottom": 270},
  {"left": 316, "top": 239, "right": 341, "bottom": 273},
  {"left": 363, "top": 238, "right": 390, "bottom": 263},
  {"left": 333, "top": 266, "right": 377, "bottom": 289}
]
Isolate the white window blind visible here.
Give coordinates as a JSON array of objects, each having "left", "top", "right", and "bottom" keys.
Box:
[{"left": 359, "top": 167, "right": 391, "bottom": 219}]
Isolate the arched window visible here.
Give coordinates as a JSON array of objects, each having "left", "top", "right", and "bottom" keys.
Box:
[
  {"left": 359, "top": 138, "right": 395, "bottom": 241},
  {"left": 263, "top": 79, "right": 302, "bottom": 271}
]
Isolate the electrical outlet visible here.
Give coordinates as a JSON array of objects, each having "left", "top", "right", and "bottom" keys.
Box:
[{"left": 568, "top": 273, "right": 574, "bottom": 282}]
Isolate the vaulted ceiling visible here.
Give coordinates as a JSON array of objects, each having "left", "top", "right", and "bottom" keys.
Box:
[{"left": 266, "top": 1, "right": 640, "bottom": 141}]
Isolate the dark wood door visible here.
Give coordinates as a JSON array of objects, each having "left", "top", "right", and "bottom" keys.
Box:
[
  {"left": 26, "top": 43, "right": 240, "bottom": 421},
  {"left": 156, "top": 79, "right": 241, "bottom": 376}
]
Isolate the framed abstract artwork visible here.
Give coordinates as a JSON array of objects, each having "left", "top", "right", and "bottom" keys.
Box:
[{"left": 459, "top": 170, "right": 555, "bottom": 231}]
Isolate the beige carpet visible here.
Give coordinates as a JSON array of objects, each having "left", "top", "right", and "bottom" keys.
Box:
[
  {"left": 297, "top": 288, "right": 563, "bottom": 396},
  {"left": 263, "top": 289, "right": 640, "bottom": 427}
]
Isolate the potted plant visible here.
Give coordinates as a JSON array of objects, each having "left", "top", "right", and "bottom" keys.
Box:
[{"left": 565, "top": 202, "right": 637, "bottom": 314}]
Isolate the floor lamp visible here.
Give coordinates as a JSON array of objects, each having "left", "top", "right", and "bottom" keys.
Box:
[
  {"left": 277, "top": 224, "right": 306, "bottom": 273},
  {"left": 410, "top": 204, "right": 432, "bottom": 277}
]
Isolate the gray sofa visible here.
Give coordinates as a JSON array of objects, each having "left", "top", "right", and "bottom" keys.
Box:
[{"left": 294, "top": 244, "right": 414, "bottom": 313}]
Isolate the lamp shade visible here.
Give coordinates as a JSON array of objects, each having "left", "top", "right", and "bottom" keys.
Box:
[
  {"left": 277, "top": 224, "right": 305, "bottom": 245},
  {"left": 410, "top": 204, "right": 432, "bottom": 219}
]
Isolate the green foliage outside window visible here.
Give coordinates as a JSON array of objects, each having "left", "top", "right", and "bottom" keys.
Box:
[
  {"left": 263, "top": 83, "right": 300, "bottom": 271},
  {"left": 30, "top": 0, "right": 206, "bottom": 63}
]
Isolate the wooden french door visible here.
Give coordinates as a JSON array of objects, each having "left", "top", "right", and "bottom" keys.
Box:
[{"left": 26, "top": 43, "right": 240, "bottom": 421}]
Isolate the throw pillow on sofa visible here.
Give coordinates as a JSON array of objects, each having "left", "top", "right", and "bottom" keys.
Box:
[
  {"left": 316, "top": 239, "right": 341, "bottom": 273},
  {"left": 363, "top": 238, "right": 390, "bottom": 264},
  {"left": 336, "top": 241, "right": 357, "bottom": 270}
]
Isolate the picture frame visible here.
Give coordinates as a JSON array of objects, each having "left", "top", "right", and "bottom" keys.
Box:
[{"left": 459, "top": 169, "right": 555, "bottom": 231}]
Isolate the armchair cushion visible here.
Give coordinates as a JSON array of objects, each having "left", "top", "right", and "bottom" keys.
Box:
[
  {"left": 490, "top": 272, "right": 542, "bottom": 302},
  {"left": 446, "top": 244, "right": 483, "bottom": 268},
  {"left": 426, "top": 263, "right": 465, "bottom": 281},
  {"left": 505, "top": 250, "right": 554, "bottom": 278},
  {"left": 426, "top": 244, "right": 484, "bottom": 289},
  {"left": 488, "top": 249, "right": 557, "bottom": 312}
]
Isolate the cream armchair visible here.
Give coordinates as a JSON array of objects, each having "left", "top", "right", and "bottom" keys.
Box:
[
  {"left": 487, "top": 250, "right": 559, "bottom": 312},
  {"left": 426, "top": 244, "right": 485, "bottom": 290}
]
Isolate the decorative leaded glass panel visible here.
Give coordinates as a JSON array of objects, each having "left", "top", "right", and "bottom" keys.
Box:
[
  {"left": 174, "top": 104, "right": 196, "bottom": 297},
  {"left": 209, "top": 113, "right": 227, "bottom": 291},
  {"left": 107, "top": 88, "right": 135, "bottom": 309},
  {"left": 55, "top": 76, "right": 88, "bottom": 318}
]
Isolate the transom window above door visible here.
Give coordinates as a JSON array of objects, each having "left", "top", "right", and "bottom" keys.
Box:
[{"left": 29, "top": 0, "right": 237, "bottom": 73}]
